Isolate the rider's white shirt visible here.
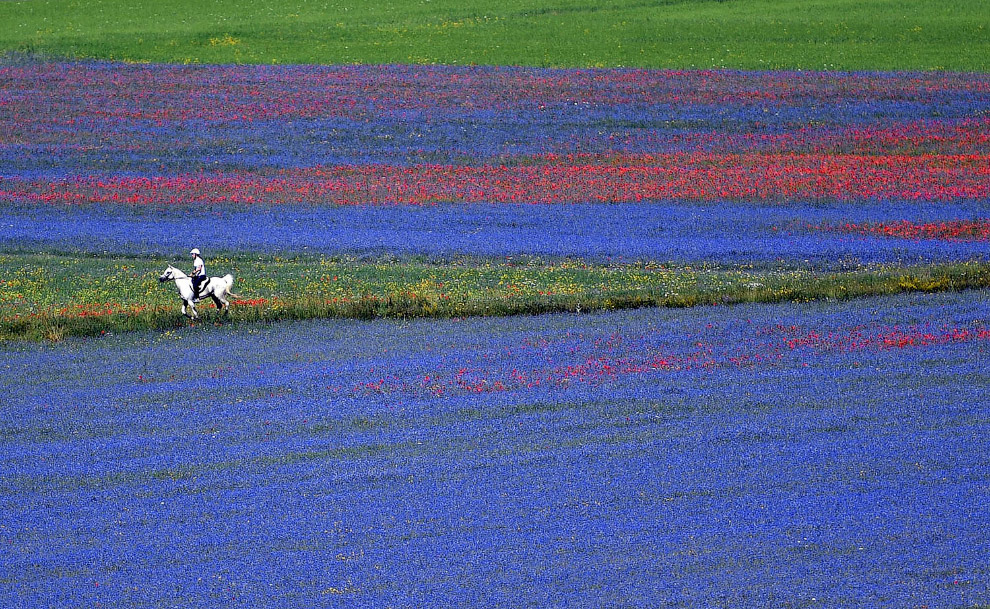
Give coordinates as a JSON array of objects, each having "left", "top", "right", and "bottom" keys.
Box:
[{"left": 192, "top": 256, "right": 205, "bottom": 277}]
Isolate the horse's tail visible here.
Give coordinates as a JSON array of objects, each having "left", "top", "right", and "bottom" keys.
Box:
[{"left": 223, "top": 274, "right": 242, "bottom": 299}]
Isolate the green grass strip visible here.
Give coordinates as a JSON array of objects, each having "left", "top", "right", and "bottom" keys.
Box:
[
  {"left": 0, "top": 0, "right": 985, "bottom": 71},
  {"left": 2, "top": 251, "right": 988, "bottom": 342}
]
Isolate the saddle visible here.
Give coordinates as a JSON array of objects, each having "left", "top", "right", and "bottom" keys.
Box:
[{"left": 192, "top": 276, "right": 208, "bottom": 301}]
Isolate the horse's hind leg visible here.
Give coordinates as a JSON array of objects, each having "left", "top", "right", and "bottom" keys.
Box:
[{"left": 211, "top": 294, "right": 229, "bottom": 316}]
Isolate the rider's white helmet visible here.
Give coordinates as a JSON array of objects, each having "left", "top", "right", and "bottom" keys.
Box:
[{"left": 190, "top": 248, "right": 201, "bottom": 256}]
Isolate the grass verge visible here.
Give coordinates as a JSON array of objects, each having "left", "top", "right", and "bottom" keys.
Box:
[{"left": 2, "top": 251, "right": 988, "bottom": 341}]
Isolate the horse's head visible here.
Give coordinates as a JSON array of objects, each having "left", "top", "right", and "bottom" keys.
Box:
[{"left": 158, "top": 266, "right": 176, "bottom": 283}]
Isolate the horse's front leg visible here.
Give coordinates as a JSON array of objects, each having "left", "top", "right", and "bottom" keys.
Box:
[{"left": 183, "top": 299, "right": 198, "bottom": 319}]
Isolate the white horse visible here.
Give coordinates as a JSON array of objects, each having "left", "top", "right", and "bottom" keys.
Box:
[{"left": 158, "top": 265, "right": 240, "bottom": 319}]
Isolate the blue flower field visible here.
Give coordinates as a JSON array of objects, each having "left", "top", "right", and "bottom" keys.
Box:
[
  {"left": 2, "top": 291, "right": 989, "bottom": 607},
  {"left": 1, "top": 50, "right": 989, "bottom": 607}
]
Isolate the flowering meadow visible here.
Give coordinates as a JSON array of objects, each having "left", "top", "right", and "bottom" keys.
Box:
[
  {"left": 2, "top": 291, "right": 989, "bottom": 607},
  {"left": 1, "top": 54, "right": 990, "bottom": 606},
  {"left": 3, "top": 62, "right": 988, "bottom": 192},
  {"left": 1, "top": 59, "right": 989, "bottom": 337}
]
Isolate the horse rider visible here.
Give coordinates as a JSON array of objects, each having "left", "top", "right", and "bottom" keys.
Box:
[{"left": 189, "top": 248, "right": 207, "bottom": 299}]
